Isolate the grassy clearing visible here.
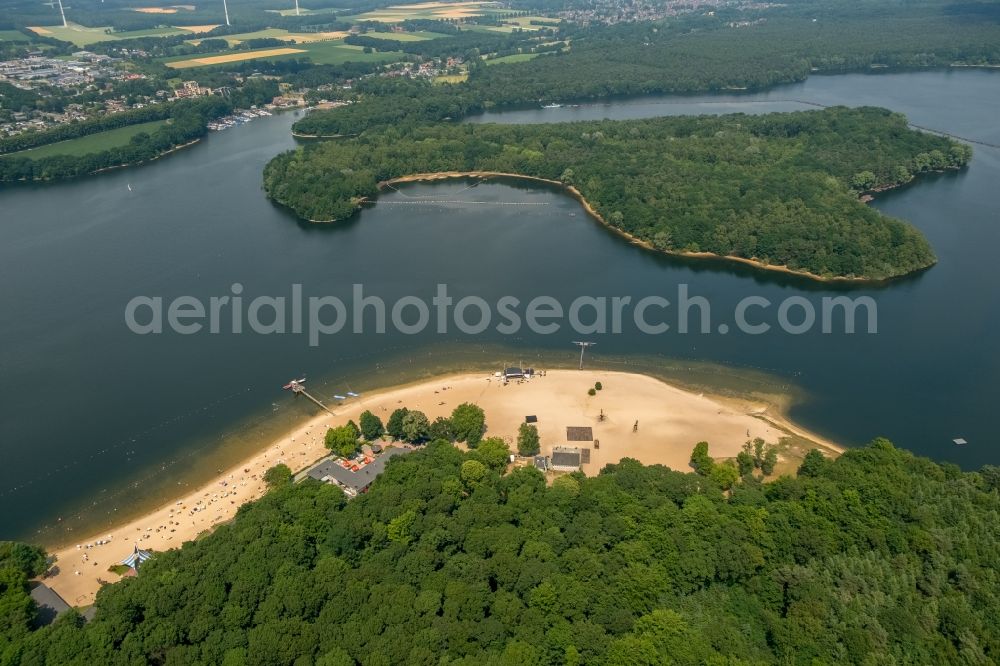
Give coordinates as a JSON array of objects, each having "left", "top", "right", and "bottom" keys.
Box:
[
  {"left": 5, "top": 120, "right": 169, "bottom": 159},
  {"left": 0, "top": 30, "right": 31, "bottom": 42},
  {"left": 433, "top": 72, "right": 468, "bottom": 83},
  {"left": 175, "top": 24, "right": 221, "bottom": 34},
  {"left": 470, "top": 25, "right": 519, "bottom": 33},
  {"left": 207, "top": 27, "right": 293, "bottom": 43},
  {"left": 484, "top": 52, "right": 539, "bottom": 65},
  {"left": 166, "top": 47, "right": 307, "bottom": 68},
  {"left": 164, "top": 41, "right": 403, "bottom": 68},
  {"left": 360, "top": 30, "right": 449, "bottom": 41},
  {"left": 268, "top": 6, "right": 341, "bottom": 16},
  {"left": 302, "top": 41, "right": 404, "bottom": 64},
  {"left": 504, "top": 15, "right": 560, "bottom": 28},
  {"left": 28, "top": 23, "right": 185, "bottom": 46}
]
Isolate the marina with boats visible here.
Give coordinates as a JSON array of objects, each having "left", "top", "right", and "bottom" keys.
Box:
[{"left": 207, "top": 107, "right": 273, "bottom": 131}]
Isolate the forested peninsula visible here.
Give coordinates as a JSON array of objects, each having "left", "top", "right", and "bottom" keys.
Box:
[
  {"left": 0, "top": 81, "right": 277, "bottom": 182},
  {"left": 291, "top": 14, "right": 1000, "bottom": 137},
  {"left": 265, "top": 107, "right": 970, "bottom": 280},
  {"left": 5, "top": 436, "right": 1000, "bottom": 664}
]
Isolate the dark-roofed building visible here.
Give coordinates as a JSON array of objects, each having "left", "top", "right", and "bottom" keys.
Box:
[
  {"left": 551, "top": 446, "right": 582, "bottom": 472},
  {"left": 307, "top": 447, "right": 411, "bottom": 495},
  {"left": 29, "top": 583, "right": 70, "bottom": 628},
  {"left": 504, "top": 367, "right": 525, "bottom": 380}
]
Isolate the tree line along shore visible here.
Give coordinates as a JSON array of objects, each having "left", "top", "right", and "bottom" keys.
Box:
[
  {"left": 2, "top": 395, "right": 999, "bottom": 663},
  {"left": 0, "top": 80, "right": 279, "bottom": 182}
]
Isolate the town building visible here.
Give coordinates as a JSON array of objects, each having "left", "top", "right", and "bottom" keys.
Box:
[{"left": 306, "top": 447, "right": 411, "bottom": 495}]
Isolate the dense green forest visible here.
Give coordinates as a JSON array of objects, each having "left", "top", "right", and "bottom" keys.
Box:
[
  {"left": 293, "top": 11, "right": 1000, "bottom": 136},
  {"left": 469, "top": 15, "right": 1000, "bottom": 103},
  {"left": 266, "top": 107, "right": 970, "bottom": 280},
  {"left": 5, "top": 434, "right": 1000, "bottom": 664}
]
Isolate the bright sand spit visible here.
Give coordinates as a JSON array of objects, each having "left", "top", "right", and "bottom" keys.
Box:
[
  {"left": 176, "top": 24, "right": 220, "bottom": 34},
  {"left": 27, "top": 27, "right": 53, "bottom": 35},
  {"left": 134, "top": 7, "right": 178, "bottom": 13},
  {"left": 166, "top": 47, "right": 305, "bottom": 68},
  {"left": 43, "top": 369, "right": 838, "bottom": 607}
]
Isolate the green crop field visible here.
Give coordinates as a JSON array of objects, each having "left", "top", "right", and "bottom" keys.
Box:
[
  {"left": 360, "top": 30, "right": 450, "bottom": 41},
  {"left": 0, "top": 30, "right": 31, "bottom": 42},
  {"left": 301, "top": 41, "right": 404, "bottom": 64},
  {"left": 28, "top": 23, "right": 185, "bottom": 46},
  {"left": 6, "top": 120, "right": 169, "bottom": 159},
  {"left": 163, "top": 40, "right": 404, "bottom": 68},
  {"left": 206, "top": 28, "right": 293, "bottom": 43}
]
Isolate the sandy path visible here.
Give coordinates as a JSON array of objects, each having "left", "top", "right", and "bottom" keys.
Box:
[{"left": 43, "top": 370, "right": 829, "bottom": 606}]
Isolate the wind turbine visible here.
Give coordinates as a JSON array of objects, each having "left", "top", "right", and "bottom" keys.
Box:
[
  {"left": 294, "top": 0, "right": 300, "bottom": 16},
  {"left": 222, "top": 0, "right": 231, "bottom": 26},
  {"left": 54, "top": 0, "right": 68, "bottom": 27}
]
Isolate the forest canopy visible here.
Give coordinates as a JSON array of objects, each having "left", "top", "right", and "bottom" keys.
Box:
[
  {"left": 292, "top": 12, "right": 1000, "bottom": 137},
  {"left": 265, "top": 106, "right": 970, "bottom": 280},
  {"left": 5, "top": 435, "right": 1000, "bottom": 664}
]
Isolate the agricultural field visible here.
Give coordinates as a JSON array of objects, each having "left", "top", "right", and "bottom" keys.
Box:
[
  {"left": 166, "top": 47, "right": 308, "bottom": 68},
  {"left": 359, "top": 30, "right": 451, "bottom": 41},
  {"left": 503, "top": 15, "right": 561, "bottom": 28},
  {"left": 164, "top": 41, "right": 404, "bottom": 68},
  {"left": 467, "top": 24, "right": 519, "bottom": 33},
  {"left": 301, "top": 41, "right": 404, "bottom": 64},
  {"left": 5, "top": 120, "right": 168, "bottom": 159},
  {"left": 267, "top": 7, "right": 341, "bottom": 17},
  {"left": 484, "top": 52, "right": 539, "bottom": 65},
  {"left": 175, "top": 24, "right": 221, "bottom": 34},
  {"left": 433, "top": 72, "right": 468, "bottom": 84},
  {"left": 0, "top": 30, "right": 31, "bottom": 42},
  {"left": 346, "top": 1, "right": 502, "bottom": 23},
  {"left": 184, "top": 28, "right": 348, "bottom": 45},
  {"left": 467, "top": 15, "right": 560, "bottom": 33},
  {"left": 132, "top": 5, "right": 195, "bottom": 14},
  {"left": 27, "top": 23, "right": 186, "bottom": 46}
]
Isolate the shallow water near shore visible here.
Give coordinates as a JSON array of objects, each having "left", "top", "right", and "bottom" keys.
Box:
[{"left": 1, "top": 69, "right": 999, "bottom": 544}]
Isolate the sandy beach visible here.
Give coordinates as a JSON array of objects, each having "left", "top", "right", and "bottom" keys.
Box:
[{"left": 43, "top": 369, "right": 838, "bottom": 606}]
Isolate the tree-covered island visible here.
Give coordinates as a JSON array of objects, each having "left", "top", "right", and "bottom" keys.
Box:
[{"left": 265, "top": 107, "right": 971, "bottom": 281}]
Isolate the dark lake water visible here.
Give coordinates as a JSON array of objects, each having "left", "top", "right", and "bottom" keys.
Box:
[{"left": 1, "top": 69, "right": 998, "bottom": 542}]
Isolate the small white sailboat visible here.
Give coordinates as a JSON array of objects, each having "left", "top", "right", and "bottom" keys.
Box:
[{"left": 127, "top": 183, "right": 132, "bottom": 192}]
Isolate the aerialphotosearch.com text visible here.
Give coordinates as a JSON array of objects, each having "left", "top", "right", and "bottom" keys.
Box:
[{"left": 125, "top": 283, "right": 878, "bottom": 346}]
